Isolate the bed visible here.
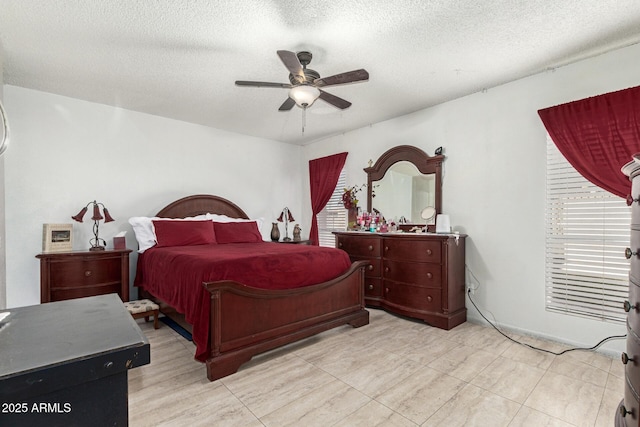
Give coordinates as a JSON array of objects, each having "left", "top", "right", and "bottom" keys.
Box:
[{"left": 134, "top": 194, "right": 369, "bottom": 381}]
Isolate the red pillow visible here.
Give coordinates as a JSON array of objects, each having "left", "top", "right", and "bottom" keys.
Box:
[
  {"left": 213, "top": 221, "right": 263, "bottom": 243},
  {"left": 152, "top": 220, "right": 217, "bottom": 247}
]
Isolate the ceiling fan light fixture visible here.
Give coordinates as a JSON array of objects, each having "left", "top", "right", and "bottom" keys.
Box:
[{"left": 289, "top": 85, "right": 320, "bottom": 108}]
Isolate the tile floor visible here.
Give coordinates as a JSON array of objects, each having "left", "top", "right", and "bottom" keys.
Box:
[{"left": 128, "top": 309, "right": 623, "bottom": 426}]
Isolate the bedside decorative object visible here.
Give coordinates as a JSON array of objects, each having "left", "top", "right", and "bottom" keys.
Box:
[
  {"left": 270, "top": 222, "right": 280, "bottom": 242},
  {"left": 277, "top": 207, "right": 295, "bottom": 241},
  {"left": 42, "top": 223, "right": 73, "bottom": 252},
  {"left": 293, "top": 224, "right": 302, "bottom": 241},
  {"left": 71, "top": 200, "right": 115, "bottom": 251}
]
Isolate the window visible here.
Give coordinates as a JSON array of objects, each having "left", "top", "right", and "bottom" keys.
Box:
[
  {"left": 317, "top": 168, "right": 347, "bottom": 247},
  {"left": 545, "top": 136, "right": 630, "bottom": 323}
]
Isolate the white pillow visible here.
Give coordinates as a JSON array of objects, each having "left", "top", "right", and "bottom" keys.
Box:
[
  {"left": 129, "top": 215, "right": 208, "bottom": 253},
  {"left": 206, "top": 214, "right": 264, "bottom": 231}
]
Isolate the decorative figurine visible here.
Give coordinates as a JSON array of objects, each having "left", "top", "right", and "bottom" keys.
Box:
[{"left": 293, "top": 224, "right": 302, "bottom": 241}]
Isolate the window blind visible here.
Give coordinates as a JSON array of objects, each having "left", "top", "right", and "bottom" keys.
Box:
[
  {"left": 545, "top": 137, "right": 630, "bottom": 323},
  {"left": 317, "top": 168, "right": 347, "bottom": 247}
]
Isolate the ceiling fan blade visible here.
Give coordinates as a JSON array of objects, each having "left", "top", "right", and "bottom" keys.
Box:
[
  {"left": 278, "top": 97, "right": 296, "bottom": 111},
  {"left": 319, "top": 90, "right": 352, "bottom": 109},
  {"left": 235, "top": 80, "right": 292, "bottom": 88},
  {"left": 314, "top": 69, "right": 369, "bottom": 87},
  {"left": 277, "top": 50, "right": 305, "bottom": 82}
]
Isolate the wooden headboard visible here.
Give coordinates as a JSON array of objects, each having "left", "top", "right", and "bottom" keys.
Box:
[{"left": 155, "top": 194, "right": 249, "bottom": 219}]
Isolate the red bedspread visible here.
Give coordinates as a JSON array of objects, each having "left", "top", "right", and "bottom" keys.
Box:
[{"left": 134, "top": 242, "right": 351, "bottom": 361}]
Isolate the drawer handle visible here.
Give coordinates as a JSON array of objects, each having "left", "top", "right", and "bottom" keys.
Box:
[
  {"left": 384, "top": 267, "right": 390, "bottom": 273},
  {"left": 368, "top": 245, "right": 374, "bottom": 251},
  {"left": 367, "top": 264, "right": 374, "bottom": 271},
  {"left": 620, "top": 404, "right": 632, "bottom": 417},
  {"left": 385, "top": 287, "right": 390, "bottom": 293},
  {"left": 85, "top": 270, "right": 92, "bottom": 277},
  {"left": 368, "top": 284, "right": 374, "bottom": 290},
  {"left": 624, "top": 300, "right": 638, "bottom": 312},
  {"left": 625, "top": 248, "right": 637, "bottom": 259},
  {"left": 622, "top": 352, "right": 634, "bottom": 365},
  {"left": 384, "top": 246, "right": 389, "bottom": 251},
  {"left": 627, "top": 194, "right": 640, "bottom": 206},
  {"left": 427, "top": 249, "right": 432, "bottom": 255},
  {"left": 427, "top": 272, "right": 433, "bottom": 279},
  {"left": 338, "top": 242, "right": 343, "bottom": 247},
  {"left": 104, "top": 361, "right": 114, "bottom": 369},
  {"left": 427, "top": 295, "right": 433, "bottom": 302}
]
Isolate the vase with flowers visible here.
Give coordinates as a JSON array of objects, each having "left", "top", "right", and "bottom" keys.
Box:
[{"left": 342, "top": 185, "right": 365, "bottom": 229}]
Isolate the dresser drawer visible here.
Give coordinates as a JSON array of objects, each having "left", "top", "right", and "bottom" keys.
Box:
[
  {"left": 623, "top": 380, "right": 640, "bottom": 425},
  {"left": 49, "top": 257, "right": 121, "bottom": 288},
  {"left": 383, "top": 280, "right": 441, "bottom": 312},
  {"left": 349, "top": 256, "right": 381, "bottom": 278},
  {"left": 383, "top": 238, "right": 441, "bottom": 263},
  {"left": 625, "top": 325, "right": 640, "bottom": 394},
  {"left": 364, "top": 278, "right": 383, "bottom": 298},
  {"left": 337, "top": 235, "right": 381, "bottom": 257},
  {"left": 383, "top": 259, "right": 442, "bottom": 286},
  {"left": 628, "top": 276, "right": 640, "bottom": 331},
  {"left": 628, "top": 230, "right": 640, "bottom": 279},
  {"left": 51, "top": 283, "right": 121, "bottom": 301}
]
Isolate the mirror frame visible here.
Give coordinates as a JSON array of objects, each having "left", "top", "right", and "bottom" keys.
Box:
[{"left": 364, "top": 145, "right": 444, "bottom": 230}]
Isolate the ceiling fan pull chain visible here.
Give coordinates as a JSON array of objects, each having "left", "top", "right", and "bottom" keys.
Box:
[{"left": 301, "top": 106, "right": 306, "bottom": 134}]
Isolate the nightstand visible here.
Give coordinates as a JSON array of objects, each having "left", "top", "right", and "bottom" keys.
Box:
[{"left": 36, "top": 249, "right": 132, "bottom": 303}]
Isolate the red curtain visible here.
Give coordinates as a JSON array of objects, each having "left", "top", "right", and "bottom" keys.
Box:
[
  {"left": 308, "top": 152, "right": 348, "bottom": 245},
  {"left": 538, "top": 85, "right": 640, "bottom": 198}
]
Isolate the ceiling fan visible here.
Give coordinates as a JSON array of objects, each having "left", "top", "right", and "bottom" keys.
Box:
[{"left": 235, "top": 50, "right": 369, "bottom": 111}]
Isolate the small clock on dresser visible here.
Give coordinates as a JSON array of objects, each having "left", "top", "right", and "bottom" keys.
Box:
[{"left": 36, "top": 249, "right": 132, "bottom": 303}]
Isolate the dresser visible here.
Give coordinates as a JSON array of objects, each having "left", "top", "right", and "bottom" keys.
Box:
[
  {"left": 334, "top": 231, "right": 466, "bottom": 329},
  {"left": 36, "top": 249, "right": 132, "bottom": 303},
  {"left": 618, "top": 161, "right": 640, "bottom": 426}
]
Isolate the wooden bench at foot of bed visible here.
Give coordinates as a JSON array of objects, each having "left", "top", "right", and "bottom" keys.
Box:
[{"left": 204, "top": 259, "right": 368, "bottom": 381}]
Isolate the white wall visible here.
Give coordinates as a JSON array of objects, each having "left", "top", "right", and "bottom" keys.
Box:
[
  {"left": 302, "top": 42, "right": 640, "bottom": 354},
  {"left": 3, "top": 87, "right": 303, "bottom": 308}
]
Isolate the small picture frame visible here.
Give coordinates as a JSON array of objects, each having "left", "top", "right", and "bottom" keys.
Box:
[{"left": 42, "top": 223, "right": 73, "bottom": 252}]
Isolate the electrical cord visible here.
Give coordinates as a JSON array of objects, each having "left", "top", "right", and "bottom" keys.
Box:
[{"left": 466, "top": 288, "right": 626, "bottom": 356}]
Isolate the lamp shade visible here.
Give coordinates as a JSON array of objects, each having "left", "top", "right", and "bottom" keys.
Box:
[
  {"left": 103, "top": 208, "right": 115, "bottom": 223},
  {"left": 289, "top": 85, "right": 320, "bottom": 107},
  {"left": 91, "top": 203, "right": 104, "bottom": 221},
  {"left": 71, "top": 207, "right": 88, "bottom": 223}
]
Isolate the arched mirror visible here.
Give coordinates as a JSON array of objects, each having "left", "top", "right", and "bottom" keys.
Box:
[{"left": 365, "top": 145, "right": 443, "bottom": 231}]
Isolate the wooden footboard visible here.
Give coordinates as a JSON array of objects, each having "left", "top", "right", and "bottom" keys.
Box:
[{"left": 203, "top": 260, "right": 368, "bottom": 381}]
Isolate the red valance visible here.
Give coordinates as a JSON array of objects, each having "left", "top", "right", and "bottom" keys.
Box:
[{"left": 538, "top": 85, "right": 640, "bottom": 198}]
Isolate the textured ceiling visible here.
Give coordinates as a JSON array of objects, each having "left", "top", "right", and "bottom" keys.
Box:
[{"left": 1, "top": 1, "right": 639, "bottom": 145}]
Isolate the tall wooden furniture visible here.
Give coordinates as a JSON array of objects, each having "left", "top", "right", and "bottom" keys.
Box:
[
  {"left": 0, "top": 294, "right": 150, "bottom": 426},
  {"left": 36, "top": 249, "right": 132, "bottom": 303},
  {"left": 618, "top": 161, "right": 640, "bottom": 426},
  {"left": 335, "top": 231, "right": 466, "bottom": 329}
]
